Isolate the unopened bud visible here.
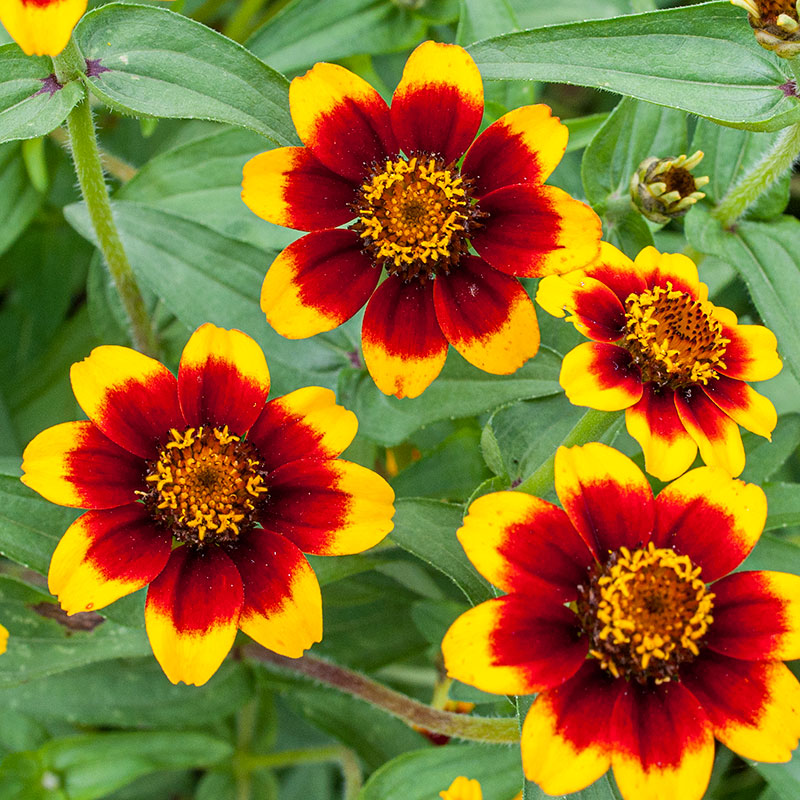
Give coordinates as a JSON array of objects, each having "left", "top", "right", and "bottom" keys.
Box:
[
  {"left": 630, "top": 151, "right": 709, "bottom": 224},
  {"left": 730, "top": 0, "right": 800, "bottom": 58}
]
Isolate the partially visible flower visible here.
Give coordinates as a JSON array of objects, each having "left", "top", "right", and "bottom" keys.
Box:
[
  {"left": 630, "top": 151, "right": 709, "bottom": 224},
  {"left": 21, "top": 323, "right": 395, "bottom": 686},
  {"left": 0, "top": 623, "right": 7, "bottom": 655},
  {"left": 536, "top": 243, "right": 781, "bottom": 480},
  {"left": 443, "top": 443, "right": 800, "bottom": 800},
  {"left": 0, "top": 0, "right": 87, "bottom": 56},
  {"left": 440, "top": 776, "right": 482, "bottom": 800},
  {"left": 242, "top": 41, "right": 601, "bottom": 399},
  {"left": 731, "top": 0, "right": 800, "bottom": 57}
]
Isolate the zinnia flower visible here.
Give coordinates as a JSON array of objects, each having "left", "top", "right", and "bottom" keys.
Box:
[
  {"left": 443, "top": 443, "right": 800, "bottom": 800},
  {"left": 242, "top": 40, "right": 602, "bottom": 399},
  {"left": 21, "top": 323, "right": 395, "bottom": 686},
  {"left": 1, "top": 0, "right": 88, "bottom": 56},
  {"left": 440, "top": 776, "right": 482, "bottom": 800},
  {"left": 536, "top": 243, "right": 781, "bottom": 480}
]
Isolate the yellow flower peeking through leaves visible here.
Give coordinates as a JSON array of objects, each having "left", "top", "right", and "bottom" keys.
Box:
[
  {"left": 0, "top": 623, "right": 7, "bottom": 655},
  {"left": 537, "top": 243, "right": 781, "bottom": 481},
  {"left": 440, "top": 776, "right": 482, "bottom": 800},
  {"left": 242, "top": 40, "right": 602, "bottom": 399},
  {"left": 21, "top": 323, "right": 395, "bottom": 686}
]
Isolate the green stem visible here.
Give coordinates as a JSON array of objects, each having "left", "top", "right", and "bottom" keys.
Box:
[
  {"left": 52, "top": 39, "right": 159, "bottom": 357},
  {"left": 245, "top": 647, "right": 519, "bottom": 745},
  {"left": 223, "top": 0, "right": 269, "bottom": 42},
  {"left": 713, "top": 119, "right": 800, "bottom": 229},
  {"left": 234, "top": 745, "right": 362, "bottom": 800},
  {"left": 514, "top": 409, "right": 620, "bottom": 497}
]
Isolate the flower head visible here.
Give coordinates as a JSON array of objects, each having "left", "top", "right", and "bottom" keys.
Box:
[
  {"left": 242, "top": 41, "right": 602, "bottom": 398},
  {"left": 731, "top": 0, "right": 800, "bottom": 57},
  {"left": 440, "top": 776, "right": 482, "bottom": 800},
  {"left": 0, "top": 0, "right": 87, "bottom": 56},
  {"left": 443, "top": 443, "right": 800, "bottom": 800},
  {"left": 630, "top": 151, "right": 709, "bottom": 224},
  {"left": 21, "top": 323, "right": 395, "bottom": 686},
  {"left": 536, "top": 243, "right": 782, "bottom": 480}
]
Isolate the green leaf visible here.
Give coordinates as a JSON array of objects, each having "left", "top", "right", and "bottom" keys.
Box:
[
  {"left": 0, "top": 658, "right": 253, "bottom": 728},
  {"left": 337, "top": 350, "right": 561, "bottom": 447},
  {"left": 117, "top": 126, "right": 295, "bottom": 252},
  {"left": 755, "top": 751, "right": 800, "bottom": 800},
  {"left": 469, "top": 2, "right": 800, "bottom": 132},
  {"left": 581, "top": 97, "right": 686, "bottom": 255},
  {"left": 0, "top": 731, "right": 232, "bottom": 800},
  {"left": 741, "top": 414, "right": 800, "bottom": 482},
  {"left": 390, "top": 498, "right": 492, "bottom": 605},
  {"left": 763, "top": 484, "right": 800, "bottom": 535},
  {"left": 360, "top": 744, "right": 522, "bottom": 800},
  {"left": 482, "top": 395, "right": 584, "bottom": 485},
  {"left": 246, "top": 0, "right": 426, "bottom": 73},
  {"left": 685, "top": 207, "right": 800, "bottom": 384},
  {"left": 63, "top": 200, "right": 349, "bottom": 397},
  {"left": 690, "top": 118, "right": 790, "bottom": 220},
  {"left": 565, "top": 113, "right": 610, "bottom": 153},
  {"left": 0, "top": 142, "right": 40, "bottom": 257},
  {"left": 74, "top": 4, "right": 296, "bottom": 146},
  {"left": 0, "top": 577, "right": 152, "bottom": 688},
  {"left": 523, "top": 774, "right": 620, "bottom": 800},
  {"left": 0, "top": 46, "right": 83, "bottom": 144},
  {"left": 741, "top": 531, "right": 800, "bottom": 576}
]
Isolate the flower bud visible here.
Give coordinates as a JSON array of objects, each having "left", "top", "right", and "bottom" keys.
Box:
[
  {"left": 730, "top": 0, "right": 800, "bottom": 58},
  {"left": 630, "top": 151, "right": 709, "bottom": 224}
]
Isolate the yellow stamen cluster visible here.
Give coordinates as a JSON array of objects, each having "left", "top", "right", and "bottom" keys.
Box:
[
  {"left": 144, "top": 426, "right": 267, "bottom": 543},
  {"left": 354, "top": 156, "right": 475, "bottom": 281},
  {"left": 623, "top": 282, "right": 729, "bottom": 388},
  {"left": 578, "top": 543, "right": 715, "bottom": 684}
]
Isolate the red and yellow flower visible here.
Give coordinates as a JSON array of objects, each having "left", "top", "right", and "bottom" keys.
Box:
[
  {"left": 21, "top": 323, "right": 395, "bottom": 686},
  {"left": 0, "top": 0, "right": 88, "bottom": 56},
  {"left": 536, "top": 243, "right": 781, "bottom": 480},
  {"left": 242, "top": 41, "right": 602, "bottom": 399},
  {"left": 443, "top": 443, "right": 800, "bottom": 800}
]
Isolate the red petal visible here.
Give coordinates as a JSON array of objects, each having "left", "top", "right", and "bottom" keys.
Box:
[
  {"left": 458, "top": 491, "right": 593, "bottom": 602},
  {"left": 145, "top": 545, "right": 243, "bottom": 686},
  {"left": 261, "top": 229, "right": 379, "bottom": 338},
  {"left": 178, "top": 323, "right": 270, "bottom": 434},
  {"left": 610, "top": 680, "right": 714, "bottom": 800},
  {"left": 442, "top": 593, "right": 587, "bottom": 695},
  {"left": 584, "top": 241, "right": 646, "bottom": 307},
  {"left": 521, "top": 662, "right": 621, "bottom": 795},
  {"left": 702, "top": 375, "right": 777, "bottom": 439},
  {"left": 652, "top": 466, "right": 767, "bottom": 582},
  {"left": 241, "top": 146, "right": 357, "bottom": 232},
  {"left": 289, "top": 62, "right": 396, "bottom": 182},
  {"left": 248, "top": 387, "right": 358, "bottom": 473},
  {"left": 707, "top": 571, "right": 800, "bottom": 661},
  {"left": 719, "top": 323, "right": 782, "bottom": 382},
  {"left": 433, "top": 257, "right": 539, "bottom": 375},
  {"left": 472, "top": 184, "right": 601, "bottom": 278},
  {"left": 21, "top": 421, "right": 144, "bottom": 509},
  {"left": 624, "top": 385, "right": 697, "bottom": 482},
  {"left": 228, "top": 530, "right": 322, "bottom": 658},
  {"left": 48, "top": 505, "right": 172, "bottom": 615},
  {"left": 462, "top": 105, "right": 568, "bottom": 197},
  {"left": 390, "top": 41, "right": 483, "bottom": 164},
  {"left": 260, "top": 458, "right": 395, "bottom": 556},
  {"left": 361, "top": 275, "right": 448, "bottom": 399},
  {"left": 683, "top": 651, "right": 800, "bottom": 763},
  {"left": 674, "top": 386, "right": 745, "bottom": 477},
  {"left": 560, "top": 342, "right": 643, "bottom": 412},
  {"left": 555, "top": 443, "right": 655, "bottom": 560},
  {"left": 70, "top": 346, "right": 183, "bottom": 459}
]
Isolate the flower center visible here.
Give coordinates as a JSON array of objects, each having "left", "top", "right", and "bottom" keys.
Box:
[
  {"left": 142, "top": 426, "right": 268, "bottom": 544},
  {"left": 622, "top": 282, "right": 729, "bottom": 388},
  {"left": 757, "top": 0, "right": 798, "bottom": 23},
  {"left": 576, "top": 543, "right": 714, "bottom": 684},
  {"left": 352, "top": 156, "right": 480, "bottom": 281}
]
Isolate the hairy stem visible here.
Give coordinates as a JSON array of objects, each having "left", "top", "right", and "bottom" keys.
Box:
[
  {"left": 246, "top": 648, "right": 519, "bottom": 744},
  {"left": 514, "top": 408, "right": 620, "bottom": 497},
  {"left": 52, "top": 39, "right": 159, "bottom": 356},
  {"left": 713, "top": 120, "right": 800, "bottom": 229}
]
